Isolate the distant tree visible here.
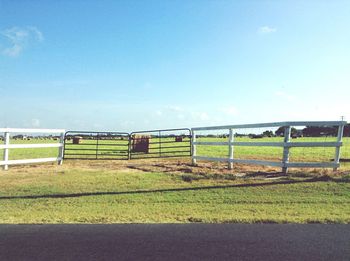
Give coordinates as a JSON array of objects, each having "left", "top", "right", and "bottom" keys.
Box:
[
  {"left": 291, "top": 128, "right": 298, "bottom": 136},
  {"left": 275, "top": 127, "right": 284, "bottom": 136},
  {"left": 275, "top": 127, "right": 297, "bottom": 136},
  {"left": 262, "top": 130, "right": 274, "bottom": 137},
  {"left": 302, "top": 126, "right": 337, "bottom": 137},
  {"left": 344, "top": 124, "right": 350, "bottom": 137}
]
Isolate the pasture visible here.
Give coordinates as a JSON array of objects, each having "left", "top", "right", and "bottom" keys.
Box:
[
  {"left": 0, "top": 136, "right": 349, "bottom": 224},
  {"left": 197, "top": 136, "right": 350, "bottom": 163},
  {"left": 1, "top": 136, "right": 350, "bottom": 163}
]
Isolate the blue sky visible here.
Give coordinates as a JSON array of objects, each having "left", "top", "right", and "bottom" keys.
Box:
[{"left": 0, "top": 1, "right": 349, "bottom": 131}]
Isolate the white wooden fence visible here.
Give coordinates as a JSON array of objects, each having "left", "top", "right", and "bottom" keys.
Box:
[
  {"left": 191, "top": 121, "right": 346, "bottom": 173},
  {"left": 0, "top": 128, "right": 65, "bottom": 170}
]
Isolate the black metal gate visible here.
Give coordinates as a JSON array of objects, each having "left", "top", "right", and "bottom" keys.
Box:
[
  {"left": 129, "top": 128, "right": 192, "bottom": 159},
  {"left": 63, "top": 131, "right": 130, "bottom": 160}
]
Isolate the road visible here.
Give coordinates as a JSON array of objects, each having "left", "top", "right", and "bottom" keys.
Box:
[{"left": 0, "top": 224, "right": 349, "bottom": 260}]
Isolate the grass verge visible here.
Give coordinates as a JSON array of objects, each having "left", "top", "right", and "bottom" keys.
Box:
[{"left": 0, "top": 160, "right": 349, "bottom": 224}]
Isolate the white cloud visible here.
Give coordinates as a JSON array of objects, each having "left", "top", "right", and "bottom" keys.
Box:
[
  {"left": 258, "top": 26, "right": 277, "bottom": 34},
  {"left": 3, "top": 44, "right": 23, "bottom": 57},
  {"left": 1, "top": 26, "right": 44, "bottom": 57},
  {"left": 27, "top": 26, "right": 44, "bottom": 41}
]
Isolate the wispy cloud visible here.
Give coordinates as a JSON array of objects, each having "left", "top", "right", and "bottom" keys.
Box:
[
  {"left": 1, "top": 26, "right": 44, "bottom": 57},
  {"left": 258, "top": 26, "right": 277, "bottom": 34}
]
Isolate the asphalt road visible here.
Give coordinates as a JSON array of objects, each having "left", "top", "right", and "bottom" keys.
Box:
[{"left": 0, "top": 224, "right": 349, "bottom": 261}]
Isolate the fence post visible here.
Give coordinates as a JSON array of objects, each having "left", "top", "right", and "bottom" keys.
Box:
[
  {"left": 282, "top": 126, "right": 291, "bottom": 174},
  {"left": 228, "top": 129, "right": 234, "bottom": 170},
  {"left": 191, "top": 130, "right": 197, "bottom": 165},
  {"left": 333, "top": 123, "right": 345, "bottom": 171},
  {"left": 3, "top": 132, "right": 10, "bottom": 171},
  {"left": 128, "top": 134, "right": 132, "bottom": 160},
  {"left": 58, "top": 132, "right": 65, "bottom": 165}
]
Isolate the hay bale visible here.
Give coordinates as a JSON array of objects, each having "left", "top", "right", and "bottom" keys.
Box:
[
  {"left": 73, "top": 136, "right": 82, "bottom": 144},
  {"left": 175, "top": 136, "right": 183, "bottom": 142},
  {"left": 132, "top": 135, "right": 150, "bottom": 153}
]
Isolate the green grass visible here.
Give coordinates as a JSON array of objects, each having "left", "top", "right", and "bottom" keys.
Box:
[
  {"left": 196, "top": 137, "right": 350, "bottom": 165},
  {"left": 0, "top": 164, "right": 350, "bottom": 223},
  {"left": 2, "top": 137, "right": 350, "bottom": 164},
  {"left": 0, "top": 138, "right": 61, "bottom": 160},
  {"left": 1, "top": 136, "right": 350, "bottom": 224}
]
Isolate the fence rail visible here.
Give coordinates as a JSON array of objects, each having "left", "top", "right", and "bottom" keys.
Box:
[
  {"left": 1, "top": 121, "right": 348, "bottom": 172},
  {"left": 191, "top": 121, "right": 347, "bottom": 173},
  {"left": 0, "top": 128, "right": 65, "bottom": 170}
]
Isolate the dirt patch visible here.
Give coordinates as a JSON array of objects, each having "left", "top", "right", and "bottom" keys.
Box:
[{"left": 2, "top": 157, "right": 349, "bottom": 179}]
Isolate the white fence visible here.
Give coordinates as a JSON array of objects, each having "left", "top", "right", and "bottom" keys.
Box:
[
  {"left": 0, "top": 128, "right": 65, "bottom": 170},
  {"left": 191, "top": 121, "right": 346, "bottom": 173}
]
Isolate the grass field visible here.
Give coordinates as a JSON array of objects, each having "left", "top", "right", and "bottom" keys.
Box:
[
  {"left": 1, "top": 137, "right": 350, "bottom": 164},
  {"left": 0, "top": 138, "right": 61, "bottom": 160},
  {"left": 197, "top": 137, "right": 350, "bottom": 163},
  {"left": 1, "top": 137, "right": 350, "bottom": 224},
  {"left": 0, "top": 159, "right": 350, "bottom": 224}
]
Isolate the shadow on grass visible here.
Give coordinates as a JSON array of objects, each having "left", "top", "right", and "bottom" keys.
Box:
[{"left": 1, "top": 175, "right": 348, "bottom": 200}]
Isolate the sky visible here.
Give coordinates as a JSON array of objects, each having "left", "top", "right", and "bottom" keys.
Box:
[{"left": 0, "top": 0, "right": 349, "bottom": 132}]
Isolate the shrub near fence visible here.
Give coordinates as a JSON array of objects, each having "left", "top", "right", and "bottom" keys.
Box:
[
  {"left": 0, "top": 128, "right": 65, "bottom": 170},
  {"left": 191, "top": 121, "right": 346, "bottom": 173}
]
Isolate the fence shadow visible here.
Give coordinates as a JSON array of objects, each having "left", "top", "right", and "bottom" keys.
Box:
[{"left": 0, "top": 176, "right": 346, "bottom": 201}]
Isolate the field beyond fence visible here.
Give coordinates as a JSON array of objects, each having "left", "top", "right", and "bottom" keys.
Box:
[{"left": 1, "top": 136, "right": 349, "bottom": 169}]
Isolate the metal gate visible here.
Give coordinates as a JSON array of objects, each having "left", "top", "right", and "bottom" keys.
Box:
[
  {"left": 63, "top": 131, "right": 130, "bottom": 160},
  {"left": 130, "top": 128, "right": 192, "bottom": 159}
]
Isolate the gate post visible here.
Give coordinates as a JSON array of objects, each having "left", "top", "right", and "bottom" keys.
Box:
[
  {"left": 333, "top": 123, "right": 345, "bottom": 171},
  {"left": 128, "top": 134, "right": 132, "bottom": 160},
  {"left": 282, "top": 126, "right": 291, "bottom": 174},
  {"left": 3, "top": 132, "right": 9, "bottom": 171},
  {"left": 191, "top": 130, "right": 197, "bottom": 165},
  {"left": 58, "top": 132, "right": 65, "bottom": 165},
  {"left": 228, "top": 129, "right": 234, "bottom": 170}
]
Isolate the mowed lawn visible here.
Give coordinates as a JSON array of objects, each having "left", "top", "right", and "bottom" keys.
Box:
[
  {"left": 0, "top": 160, "right": 350, "bottom": 224},
  {"left": 0, "top": 137, "right": 350, "bottom": 223}
]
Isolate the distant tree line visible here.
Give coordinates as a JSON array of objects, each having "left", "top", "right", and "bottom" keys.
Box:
[
  {"left": 197, "top": 124, "right": 350, "bottom": 139},
  {"left": 274, "top": 124, "right": 350, "bottom": 137}
]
